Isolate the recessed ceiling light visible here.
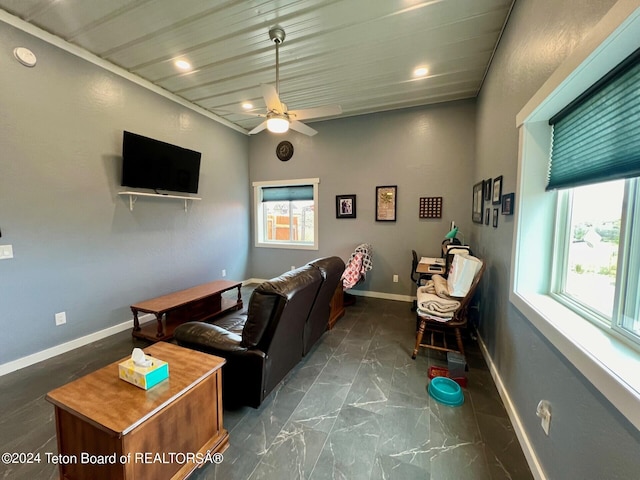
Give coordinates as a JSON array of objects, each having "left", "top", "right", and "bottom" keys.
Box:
[
  {"left": 175, "top": 59, "right": 192, "bottom": 71},
  {"left": 242, "top": 102, "right": 254, "bottom": 110},
  {"left": 414, "top": 67, "right": 429, "bottom": 77}
]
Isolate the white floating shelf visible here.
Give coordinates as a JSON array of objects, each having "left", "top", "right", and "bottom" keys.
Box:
[{"left": 118, "top": 191, "right": 201, "bottom": 212}]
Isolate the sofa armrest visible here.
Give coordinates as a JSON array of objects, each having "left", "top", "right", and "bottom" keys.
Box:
[{"left": 174, "top": 322, "right": 247, "bottom": 353}]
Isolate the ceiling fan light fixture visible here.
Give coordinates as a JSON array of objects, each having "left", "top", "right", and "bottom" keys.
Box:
[{"left": 266, "top": 115, "right": 290, "bottom": 133}]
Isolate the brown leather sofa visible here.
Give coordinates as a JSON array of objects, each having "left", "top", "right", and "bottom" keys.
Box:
[{"left": 174, "top": 256, "right": 345, "bottom": 408}]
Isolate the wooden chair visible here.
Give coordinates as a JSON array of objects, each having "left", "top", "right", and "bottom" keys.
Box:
[
  {"left": 412, "top": 260, "right": 485, "bottom": 359},
  {"left": 410, "top": 250, "right": 432, "bottom": 311},
  {"left": 410, "top": 250, "right": 431, "bottom": 287}
]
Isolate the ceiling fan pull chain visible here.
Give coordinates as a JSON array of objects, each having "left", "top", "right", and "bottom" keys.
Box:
[{"left": 275, "top": 40, "right": 280, "bottom": 97}]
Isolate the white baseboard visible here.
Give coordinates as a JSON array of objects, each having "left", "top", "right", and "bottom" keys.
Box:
[
  {"left": 245, "top": 280, "right": 415, "bottom": 303},
  {"left": 0, "top": 284, "right": 411, "bottom": 377},
  {"left": 346, "top": 289, "right": 414, "bottom": 303},
  {"left": 0, "top": 280, "right": 264, "bottom": 376},
  {"left": 0, "top": 313, "right": 155, "bottom": 377},
  {"left": 476, "top": 334, "right": 547, "bottom": 480}
]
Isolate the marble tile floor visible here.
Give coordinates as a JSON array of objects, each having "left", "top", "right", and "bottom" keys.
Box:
[{"left": 0, "top": 291, "right": 532, "bottom": 480}]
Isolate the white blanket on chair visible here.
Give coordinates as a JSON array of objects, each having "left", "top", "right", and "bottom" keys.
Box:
[
  {"left": 416, "top": 287, "right": 460, "bottom": 318},
  {"left": 423, "top": 274, "right": 451, "bottom": 299}
]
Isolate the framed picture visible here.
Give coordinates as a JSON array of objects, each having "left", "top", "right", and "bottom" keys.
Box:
[
  {"left": 493, "top": 208, "right": 499, "bottom": 227},
  {"left": 472, "top": 181, "right": 484, "bottom": 223},
  {"left": 419, "top": 196, "right": 443, "bottom": 219},
  {"left": 336, "top": 194, "right": 356, "bottom": 218},
  {"left": 376, "top": 185, "right": 397, "bottom": 221},
  {"left": 485, "top": 208, "right": 490, "bottom": 225},
  {"left": 492, "top": 175, "right": 503, "bottom": 205},
  {"left": 501, "top": 192, "right": 514, "bottom": 215},
  {"left": 484, "top": 178, "right": 492, "bottom": 201}
]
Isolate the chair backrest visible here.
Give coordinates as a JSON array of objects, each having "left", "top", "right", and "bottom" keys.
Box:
[
  {"left": 451, "top": 259, "right": 486, "bottom": 323},
  {"left": 411, "top": 250, "right": 419, "bottom": 283}
]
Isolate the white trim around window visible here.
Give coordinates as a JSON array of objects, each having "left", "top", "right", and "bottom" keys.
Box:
[
  {"left": 252, "top": 178, "right": 320, "bottom": 250},
  {"left": 513, "top": 3, "right": 640, "bottom": 430}
]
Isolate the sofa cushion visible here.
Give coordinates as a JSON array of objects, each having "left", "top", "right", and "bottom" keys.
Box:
[
  {"left": 242, "top": 265, "right": 321, "bottom": 348},
  {"left": 174, "top": 321, "right": 247, "bottom": 352},
  {"left": 213, "top": 313, "right": 246, "bottom": 336},
  {"left": 241, "top": 291, "right": 282, "bottom": 348},
  {"left": 304, "top": 256, "right": 346, "bottom": 354}
]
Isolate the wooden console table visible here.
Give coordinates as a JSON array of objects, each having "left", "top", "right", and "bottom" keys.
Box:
[
  {"left": 46, "top": 342, "right": 228, "bottom": 480},
  {"left": 131, "top": 280, "right": 242, "bottom": 342}
]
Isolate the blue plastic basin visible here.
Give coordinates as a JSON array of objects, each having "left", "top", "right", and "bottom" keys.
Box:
[{"left": 428, "top": 376, "right": 464, "bottom": 406}]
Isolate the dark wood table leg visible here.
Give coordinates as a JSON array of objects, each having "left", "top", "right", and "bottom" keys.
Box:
[
  {"left": 236, "top": 284, "right": 243, "bottom": 309},
  {"left": 155, "top": 313, "right": 165, "bottom": 338},
  {"left": 132, "top": 308, "right": 141, "bottom": 333}
]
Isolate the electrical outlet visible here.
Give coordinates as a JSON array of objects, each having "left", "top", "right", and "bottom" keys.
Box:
[
  {"left": 536, "top": 400, "right": 551, "bottom": 435},
  {"left": 393, "top": 274, "right": 399, "bottom": 283},
  {"left": 0, "top": 245, "right": 13, "bottom": 260},
  {"left": 222, "top": 269, "right": 226, "bottom": 277},
  {"left": 55, "top": 312, "right": 67, "bottom": 326},
  {"left": 291, "top": 265, "right": 296, "bottom": 271}
]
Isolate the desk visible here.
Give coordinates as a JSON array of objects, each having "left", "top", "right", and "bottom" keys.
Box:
[{"left": 415, "top": 257, "right": 446, "bottom": 276}]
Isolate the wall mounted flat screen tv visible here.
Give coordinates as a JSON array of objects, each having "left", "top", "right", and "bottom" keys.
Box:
[{"left": 121, "top": 131, "right": 202, "bottom": 194}]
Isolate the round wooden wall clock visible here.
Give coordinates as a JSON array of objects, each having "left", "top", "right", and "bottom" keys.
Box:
[{"left": 276, "top": 141, "right": 294, "bottom": 161}]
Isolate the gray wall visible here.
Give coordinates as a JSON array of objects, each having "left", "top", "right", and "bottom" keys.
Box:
[
  {"left": 0, "top": 23, "right": 250, "bottom": 364},
  {"left": 248, "top": 101, "right": 476, "bottom": 296},
  {"left": 473, "top": 0, "right": 640, "bottom": 478}
]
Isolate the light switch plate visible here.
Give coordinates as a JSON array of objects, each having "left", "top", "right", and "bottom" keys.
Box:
[{"left": 55, "top": 312, "right": 66, "bottom": 326}]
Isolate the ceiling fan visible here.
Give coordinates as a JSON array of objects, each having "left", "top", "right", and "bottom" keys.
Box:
[{"left": 243, "top": 27, "right": 342, "bottom": 136}]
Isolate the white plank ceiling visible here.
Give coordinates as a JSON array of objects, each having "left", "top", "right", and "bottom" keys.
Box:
[{"left": 0, "top": 0, "right": 514, "bottom": 133}]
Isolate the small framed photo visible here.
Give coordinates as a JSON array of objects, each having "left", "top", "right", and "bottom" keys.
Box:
[
  {"left": 501, "top": 192, "right": 514, "bottom": 215},
  {"left": 336, "top": 194, "right": 356, "bottom": 218},
  {"left": 472, "top": 181, "right": 484, "bottom": 223},
  {"left": 376, "top": 186, "right": 397, "bottom": 221},
  {"left": 485, "top": 208, "right": 490, "bottom": 225},
  {"left": 484, "top": 178, "right": 492, "bottom": 201},
  {"left": 492, "top": 175, "right": 503, "bottom": 205},
  {"left": 493, "top": 208, "right": 499, "bottom": 228}
]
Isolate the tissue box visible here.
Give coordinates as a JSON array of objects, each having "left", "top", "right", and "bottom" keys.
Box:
[{"left": 118, "top": 356, "right": 169, "bottom": 390}]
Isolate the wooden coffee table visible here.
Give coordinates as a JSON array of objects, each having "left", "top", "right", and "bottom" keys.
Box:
[
  {"left": 46, "top": 342, "right": 228, "bottom": 480},
  {"left": 131, "top": 280, "right": 242, "bottom": 342}
]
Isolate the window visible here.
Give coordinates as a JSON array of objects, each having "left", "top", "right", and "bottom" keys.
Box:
[
  {"left": 252, "top": 178, "right": 319, "bottom": 250},
  {"left": 552, "top": 179, "right": 640, "bottom": 343},
  {"left": 547, "top": 46, "right": 640, "bottom": 346}
]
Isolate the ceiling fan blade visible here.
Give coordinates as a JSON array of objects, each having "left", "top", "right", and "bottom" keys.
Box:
[
  {"left": 261, "top": 84, "right": 284, "bottom": 113},
  {"left": 289, "top": 120, "right": 318, "bottom": 136},
  {"left": 249, "top": 121, "right": 268, "bottom": 135},
  {"left": 288, "top": 105, "right": 342, "bottom": 121}
]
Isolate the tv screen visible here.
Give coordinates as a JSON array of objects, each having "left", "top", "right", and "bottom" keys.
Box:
[{"left": 121, "top": 131, "right": 202, "bottom": 194}]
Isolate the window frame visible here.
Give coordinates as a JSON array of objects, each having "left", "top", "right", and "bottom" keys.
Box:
[{"left": 252, "top": 178, "right": 320, "bottom": 250}]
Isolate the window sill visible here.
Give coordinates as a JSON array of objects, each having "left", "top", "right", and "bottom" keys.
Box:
[
  {"left": 255, "top": 242, "right": 318, "bottom": 251},
  {"left": 510, "top": 291, "right": 640, "bottom": 430}
]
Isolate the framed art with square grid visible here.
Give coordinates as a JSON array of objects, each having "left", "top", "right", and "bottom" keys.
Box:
[{"left": 419, "top": 197, "right": 443, "bottom": 218}]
